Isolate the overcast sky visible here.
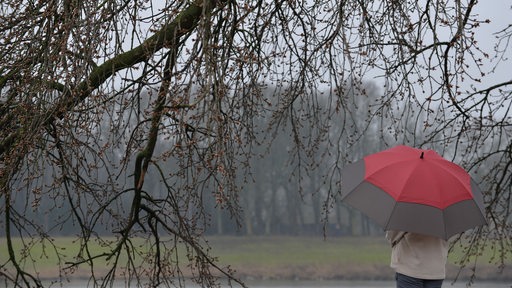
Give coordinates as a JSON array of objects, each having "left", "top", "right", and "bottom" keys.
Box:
[{"left": 471, "top": 0, "right": 511, "bottom": 87}]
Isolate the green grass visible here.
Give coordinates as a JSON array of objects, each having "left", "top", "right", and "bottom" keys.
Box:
[
  {"left": 1, "top": 235, "right": 510, "bottom": 280},
  {"left": 0, "top": 236, "right": 111, "bottom": 272},
  {"left": 0, "top": 235, "right": 390, "bottom": 275},
  {"left": 207, "top": 236, "right": 390, "bottom": 267}
]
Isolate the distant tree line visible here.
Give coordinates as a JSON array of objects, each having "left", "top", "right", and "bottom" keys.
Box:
[
  {"left": 4, "top": 80, "right": 498, "bottom": 239},
  {"left": 2, "top": 82, "right": 381, "bottom": 238}
]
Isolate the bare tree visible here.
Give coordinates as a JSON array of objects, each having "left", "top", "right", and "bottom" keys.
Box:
[{"left": 1, "top": 0, "right": 511, "bottom": 287}]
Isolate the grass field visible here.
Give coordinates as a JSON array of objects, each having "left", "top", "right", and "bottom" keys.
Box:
[{"left": 0, "top": 235, "right": 510, "bottom": 281}]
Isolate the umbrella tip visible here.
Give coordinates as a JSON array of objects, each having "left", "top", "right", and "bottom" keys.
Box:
[{"left": 420, "top": 152, "right": 424, "bottom": 159}]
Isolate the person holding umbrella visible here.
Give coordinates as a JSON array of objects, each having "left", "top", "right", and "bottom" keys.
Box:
[
  {"left": 386, "top": 230, "right": 448, "bottom": 288},
  {"left": 340, "top": 145, "right": 487, "bottom": 288}
]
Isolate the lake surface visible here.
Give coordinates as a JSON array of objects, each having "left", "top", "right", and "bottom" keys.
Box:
[
  {"left": 246, "top": 280, "right": 510, "bottom": 288},
  {"left": 58, "top": 280, "right": 510, "bottom": 288}
]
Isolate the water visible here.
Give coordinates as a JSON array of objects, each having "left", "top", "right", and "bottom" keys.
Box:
[
  {"left": 59, "top": 280, "right": 511, "bottom": 288},
  {"left": 246, "top": 280, "right": 510, "bottom": 288}
]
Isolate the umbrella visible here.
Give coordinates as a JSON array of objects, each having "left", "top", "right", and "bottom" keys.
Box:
[{"left": 341, "top": 145, "right": 487, "bottom": 240}]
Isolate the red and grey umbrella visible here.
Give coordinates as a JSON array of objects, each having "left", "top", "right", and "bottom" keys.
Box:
[{"left": 341, "top": 145, "right": 487, "bottom": 240}]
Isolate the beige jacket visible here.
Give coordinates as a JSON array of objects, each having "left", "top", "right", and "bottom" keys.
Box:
[{"left": 386, "top": 231, "right": 448, "bottom": 280}]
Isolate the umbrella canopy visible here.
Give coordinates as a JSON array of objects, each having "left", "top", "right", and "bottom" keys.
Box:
[{"left": 341, "top": 145, "right": 487, "bottom": 240}]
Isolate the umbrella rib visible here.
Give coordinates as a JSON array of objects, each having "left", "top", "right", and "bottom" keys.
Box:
[
  {"left": 384, "top": 201, "right": 399, "bottom": 231},
  {"left": 442, "top": 208, "right": 448, "bottom": 240}
]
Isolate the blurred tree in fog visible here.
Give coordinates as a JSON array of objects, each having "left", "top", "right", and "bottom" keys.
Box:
[{"left": 1, "top": 0, "right": 511, "bottom": 287}]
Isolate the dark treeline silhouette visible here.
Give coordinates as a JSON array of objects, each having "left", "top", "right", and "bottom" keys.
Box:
[
  {"left": 1, "top": 82, "right": 371, "bottom": 238},
  {"left": 4, "top": 81, "right": 495, "bottom": 239}
]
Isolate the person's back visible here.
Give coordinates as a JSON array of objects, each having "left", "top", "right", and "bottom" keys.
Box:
[{"left": 386, "top": 231, "right": 448, "bottom": 288}]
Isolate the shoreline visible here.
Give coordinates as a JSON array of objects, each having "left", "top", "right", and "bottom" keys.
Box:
[{"left": 24, "top": 262, "right": 512, "bottom": 283}]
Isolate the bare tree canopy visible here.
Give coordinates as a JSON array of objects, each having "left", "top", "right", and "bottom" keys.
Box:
[{"left": 1, "top": 0, "right": 511, "bottom": 287}]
